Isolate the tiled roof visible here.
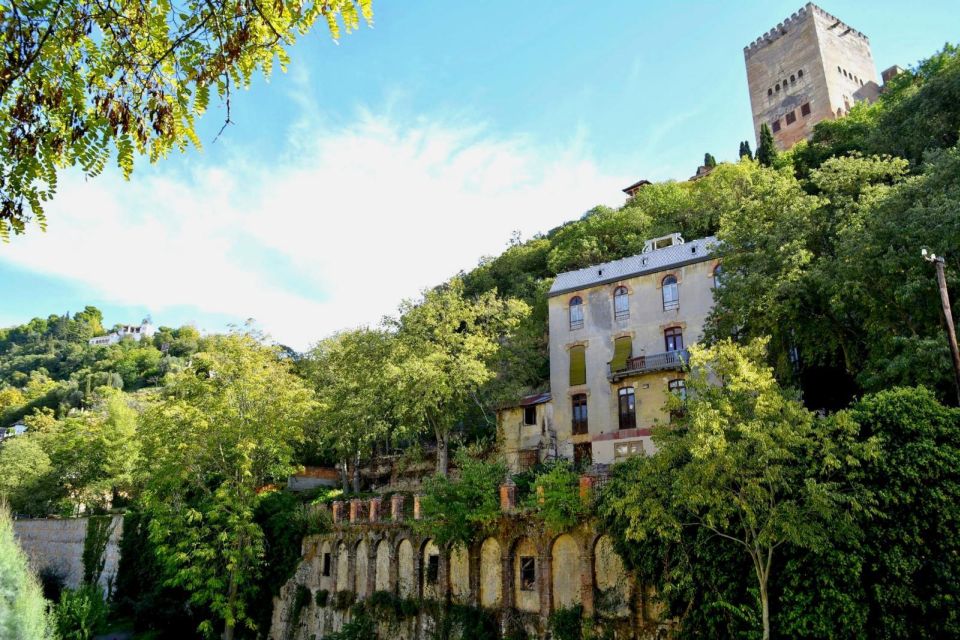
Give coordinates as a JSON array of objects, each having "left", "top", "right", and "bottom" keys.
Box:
[
  {"left": 548, "top": 236, "right": 718, "bottom": 297},
  {"left": 501, "top": 392, "right": 552, "bottom": 409}
]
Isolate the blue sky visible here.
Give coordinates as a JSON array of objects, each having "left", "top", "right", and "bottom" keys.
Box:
[{"left": 1, "top": 1, "right": 956, "bottom": 349}]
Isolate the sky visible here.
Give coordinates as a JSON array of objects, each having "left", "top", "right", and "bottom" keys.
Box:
[{"left": 1, "top": 1, "right": 956, "bottom": 350}]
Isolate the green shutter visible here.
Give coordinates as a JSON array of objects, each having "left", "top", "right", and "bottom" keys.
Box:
[
  {"left": 569, "top": 346, "right": 586, "bottom": 386},
  {"left": 611, "top": 336, "right": 632, "bottom": 372}
]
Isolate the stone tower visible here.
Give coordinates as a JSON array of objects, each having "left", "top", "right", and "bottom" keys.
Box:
[{"left": 744, "top": 3, "right": 880, "bottom": 150}]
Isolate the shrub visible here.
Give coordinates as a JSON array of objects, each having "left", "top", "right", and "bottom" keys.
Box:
[
  {"left": 550, "top": 605, "right": 584, "bottom": 640},
  {"left": 54, "top": 584, "right": 108, "bottom": 640},
  {"left": 333, "top": 590, "right": 356, "bottom": 611},
  {"left": 323, "top": 610, "right": 376, "bottom": 640},
  {"left": 315, "top": 589, "right": 330, "bottom": 607},
  {"left": 526, "top": 462, "right": 586, "bottom": 532}
]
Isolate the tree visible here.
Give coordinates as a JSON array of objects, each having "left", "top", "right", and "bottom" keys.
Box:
[
  {"left": 389, "top": 279, "right": 529, "bottom": 475},
  {"left": 756, "top": 122, "right": 778, "bottom": 166},
  {"left": 301, "top": 328, "right": 398, "bottom": 493},
  {"left": 0, "top": 436, "right": 53, "bottom": 515},
  {"left": 600, "top": 340, "right": 859, "bottom": 640},
  {"left": 139, "top": 333, "right": 316, "bottom": 639},
  {"left": 414, "top": 447, "right": 505, "bottom": 548},
  {"left": 739, "top": 140, "right": 753, "bottom": 160},
  {"left": 703, "top": 152, "right": 717, "bottom": 168},
  {"left": 0, "top": 503, "right": 53, "bottom": 640},
  {"left": 0, "top": 0, "right": 373, "bottom": 239}
]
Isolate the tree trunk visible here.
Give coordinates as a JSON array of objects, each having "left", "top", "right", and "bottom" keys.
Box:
[
  {"left": 351, "top": 452, "right": 361, "bottom": 494},
  {"left": 760, "top": 578, "right": 770, "bottom": 640},
  {"left": 223, "top": 568, "right": 238, "bottom": 640},
  {"left": 340, "top": 460, "right": 349, "bottom": 493},
  {"left": 435, "top": 428, "right": 449, "bottom": 477}
]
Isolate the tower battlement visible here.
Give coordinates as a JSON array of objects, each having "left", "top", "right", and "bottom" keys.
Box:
[{"left": 744, "top": 3, "right": 869, "bottom": 60}]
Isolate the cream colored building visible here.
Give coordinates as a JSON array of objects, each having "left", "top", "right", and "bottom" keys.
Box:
[
  {"left": 499, "top": 234, "right": 719, "bottom": 470},
  {"left": 744, "top": 3, "right": 881, "bottom": 150}
]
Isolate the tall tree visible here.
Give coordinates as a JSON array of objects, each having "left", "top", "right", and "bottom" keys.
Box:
[
  {"left": 140, "top": 333, "right": 316, "bottom": 639},
  {"left": 389, "top": 279, "right": 529, "bottom": 476},
  {"left": 704, "top": 152, "right": 717, "bottom": 167},
  {"left": 756, "top": 123, "right": 778, "bottom": 167},
  {"left": 739, "top": 140, "right": 753, "bottom": 160},
  {"left": 302, "top": 328, "right": 398, "bottom": 493},
  {"left": 0, "top": 0, "right": 373, "bottom": 239},
  {"left": 601, "top": 339, "right": 859, "bottom": 640},
  {"left": 0, "top": 504, "right": 53, "bottom": 639}
]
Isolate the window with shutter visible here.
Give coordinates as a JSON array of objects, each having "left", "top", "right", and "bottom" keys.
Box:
[
  {"left": 569, "top": 345, "right": 586, "bottom": 386},
  {"left": 610, "top": 336, "right": 632, "bottom": 373}
]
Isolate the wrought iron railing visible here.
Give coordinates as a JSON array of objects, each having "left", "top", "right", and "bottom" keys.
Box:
[{"left": 608, "top": 349, "right": 688, "bottom": 381}]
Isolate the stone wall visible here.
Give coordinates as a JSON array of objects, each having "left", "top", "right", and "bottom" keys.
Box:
[
  {"left": 269, "top": 497, "right": 667, "bottom": 639},
  {"left": 13, "top": 516, "right": 123, "bottom": 592}
]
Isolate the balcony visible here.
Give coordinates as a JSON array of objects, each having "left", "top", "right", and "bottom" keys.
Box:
[{"left": 608, "top": 349, "right": 688, "bottom": 381}]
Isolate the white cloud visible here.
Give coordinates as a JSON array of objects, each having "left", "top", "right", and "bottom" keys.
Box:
[{"left": 2, "top": 111, "right": 628, "bottom": 350}]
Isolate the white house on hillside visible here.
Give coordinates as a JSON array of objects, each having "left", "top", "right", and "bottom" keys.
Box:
[{"left": 88, "top": 319, "right": 156, "bottom": 346}]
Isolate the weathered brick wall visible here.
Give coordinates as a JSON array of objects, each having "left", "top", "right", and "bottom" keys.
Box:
[{"left": 13, "top": 516, "right": 123, "bottom": 592}]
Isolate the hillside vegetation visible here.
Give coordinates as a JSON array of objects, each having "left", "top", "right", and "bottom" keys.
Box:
[{"left": 0, "top": 43, "right": 958, "bottom": 640}]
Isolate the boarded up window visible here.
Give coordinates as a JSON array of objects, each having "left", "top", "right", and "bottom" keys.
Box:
[
  {"left": 518, "top": 449, "right": 538, "bottom": 471},
  {"left": 801, "top": 102, "right": 811, "bottom": 116},
  {"left": 611, "top": 336, "right": 632, "bottom": 373},
  {"left": 569, "top": 345, "right": 586, "bottom": 386},
  {"left": 785, "top": 110, "right": 797, "bottom": 125}
]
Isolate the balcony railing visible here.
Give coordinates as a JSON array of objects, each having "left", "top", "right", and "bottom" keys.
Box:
[{"left": 608, "top": 349, "right": 688, "bottom": 381}]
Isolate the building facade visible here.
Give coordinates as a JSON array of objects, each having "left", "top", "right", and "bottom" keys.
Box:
[
  {"left": 744, "top": 3, "right": 880, "bottom": 149},
  {"left": 88, "top": 320, "right": 155, "bottom": 346},
  {"left": 500, "top": 234, "right": 719, "bottom": 472}
]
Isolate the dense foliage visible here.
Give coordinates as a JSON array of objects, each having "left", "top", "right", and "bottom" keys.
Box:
[{"left": 0, "top": 504, "right": 53, "bottom": 640}]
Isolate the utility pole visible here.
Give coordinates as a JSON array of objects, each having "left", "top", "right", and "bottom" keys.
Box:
[{"left": 923, "top": 249, "right": 960, "bottom": 402}]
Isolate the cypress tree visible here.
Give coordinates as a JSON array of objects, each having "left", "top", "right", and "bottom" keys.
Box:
[
  {"left": 704, "top": 152, "right": 717, "bottom": 168},
  {"left": 739, "top": 140, "right": 753, "bottom": 160},
  {"left": 756, "top": 124, "right": 778, "bottom": 166}
]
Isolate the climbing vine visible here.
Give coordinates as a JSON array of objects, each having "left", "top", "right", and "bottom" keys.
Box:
[{"left": 81, "top": 515, "right": 114, "bottom": 587}]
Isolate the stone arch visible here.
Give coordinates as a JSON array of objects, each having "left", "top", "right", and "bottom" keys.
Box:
[
  {"left": 354, "top": 539, "right": 369, "bottom": 598},
  {"left": 593, "top": 535, "right": 631, "bottom": 618},
  {"left": 336, "top": 541, "right": 349, "bottom": 592},
  {"left": 449, "top": 544, "right": 470, "bottom": 604},
  {"left": 551, "top": 534, "right": 581, "bottom": 610},
  {"left": 319, "top": 540, "right": 334, "bottom": 592},
  {"left": 511, "top": 536, "right": 540, "bottom": 613},
  {"left": 397, "top": 538, "right": 415, "bottom": 598},
  {"left": 421, "top": 538, "right": 441, "bottom": 600},
  {"left": 375, "top": 538, "right": 391, "bottom": 592},
  {"left": 479, "top": 537, "right": 502, "bottom": 608}
]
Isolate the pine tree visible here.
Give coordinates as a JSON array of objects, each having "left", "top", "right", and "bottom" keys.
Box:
[
  {"left": 739, "top": 140, "right": 753, "bottom": 160},
  {"left": 0, "top": 505, "right": 53, "bottom": 639},
  {"left": 756, "top": 124, "right": 778, "bottom": 167},
  {"left": 704, "top": 152, "right": 717, "bottom": 168}
]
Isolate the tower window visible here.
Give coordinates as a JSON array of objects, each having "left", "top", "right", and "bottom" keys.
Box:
[
  {"left": 524, "top": 405, "right": 537, "bottom": 426},
  {"left": 569, "top": 296, "right": 583, "bottom": 330},
  {"left": 664, "top": 327, "right": 684, "bottom": 352},
  {"left": 618, "top": 387, "right": 636, "bottom": 430},
  {"left": 790, "top": 74, "right": 795, "bottom": 83},
  {"left": 801, "top": 102, "right": 811, "bottom": 116},
  {"left": 768, "top": 88, "right": 773, "bottom": 96},
  {"left": 520, "top": 557, "right": 536, "bottom": 591},
  {"left": 322, "top": 553, "right": 331, "bottom": 577},
  {"left": 662, "top": 275, "right": 679, "bottom": 311},
  {"left": 785, "top": 110, "right": 797, "bottom": 125},
  {"left": 572, "top": 394, "right": 588, "bottom": 435},
  {"left": 775, "top": 83, "right": 780, "bottom": 92},
  {"left": 797, "top": 69, "right": 804, "bottom": 78},
  {"left": 614, "top": 286, "right": 629, "bottom": 320},
  {"left": 771, "top": 119, "right": 781, "bottom": 133},
  {"left": 426, "top": 554, "right": 439, "bottom": 584}
]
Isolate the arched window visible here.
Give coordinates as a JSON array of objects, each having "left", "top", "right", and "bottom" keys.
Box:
[
  {"left": 798, "top": 69, "right": 804, "bottom": 78},
  {"left": 569, "top": 296, "right": 583, "bottom": 330},
  {"left": 790, "top": 74, "right": 796, "bottom": 83},
  {"left": 712, "top": 264, "right": 723, "bottom": 288},
  {"left": 662, "top": 275, "right": 679, "bottom": 311},
  {"left": 768, "top": 88, "right": 773, "bottom": 96},
  {"left": 613, "top": 286, "right": 629, "bottom": 320},
  {"left": 664, "top": 327, "right": 684, "bottom": 352},
  {"left": 775, "top": 83, "right": 780, "bottom": 92}
]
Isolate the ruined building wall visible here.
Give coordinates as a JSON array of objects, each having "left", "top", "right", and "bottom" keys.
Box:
[{"left": 269, "top": 496, "right": 666, "bottom": 640}]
